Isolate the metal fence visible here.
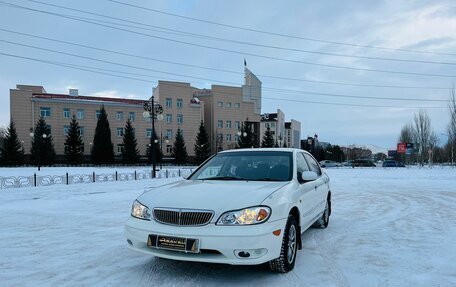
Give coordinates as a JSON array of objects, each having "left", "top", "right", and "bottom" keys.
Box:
[{"left": 0, "top": 168, "right": 194, "bottom": 189}]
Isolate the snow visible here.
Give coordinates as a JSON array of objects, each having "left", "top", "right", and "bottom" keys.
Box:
[{"left": 0, "top": 167, "right": 455, "bottom": 286}]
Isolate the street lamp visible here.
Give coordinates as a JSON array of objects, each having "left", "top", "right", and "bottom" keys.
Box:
[{"left": 30, "top": 132, "right": 47, "bottom": 171}]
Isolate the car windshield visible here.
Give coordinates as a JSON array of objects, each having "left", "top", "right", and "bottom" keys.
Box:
[{"left": 189, "top": 151, "right": 293, "bottom": 181}]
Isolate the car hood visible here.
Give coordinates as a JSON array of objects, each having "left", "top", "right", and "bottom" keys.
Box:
[{"left": 138, "top": 179, "right": 289, "bottom": 215}]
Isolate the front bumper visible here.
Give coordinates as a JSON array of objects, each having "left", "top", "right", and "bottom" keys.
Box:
[{"left": 124, "top": 217, "right": 287, "bottom": 265}]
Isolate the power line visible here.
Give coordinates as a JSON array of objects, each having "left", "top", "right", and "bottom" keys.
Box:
[
  {"left": 0, "top": 28, "right": 450, "bottom": 90},
  {"left": 107, "top": 0, "right": 456, "bottom": 57},
  {"left": 1, "top": 1, "right": 455, "bottom": 78},
  {"left": 0, "top": 50, "right": 447, "bottom": 108},
  {"left": 8, "top": 0, "right": 456, "bottom": 66}
]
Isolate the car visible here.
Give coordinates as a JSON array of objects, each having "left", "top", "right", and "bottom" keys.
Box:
[
  {"left": 352, "top": 159, "right": 376, "bottom": 167},
  {"left": 319, "top": 160, "right": 338, "bottom": 168},
  {"left": 125, "top": 148, "right": 332, "bottom": 273},
  {"left": 382, "top": 160, "right": 406, "bottom": 167},
  {"left": 342, "top": 160, "right": 353, "bottom": 167}
]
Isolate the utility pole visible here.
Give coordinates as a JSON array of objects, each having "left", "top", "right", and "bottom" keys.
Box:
[{"left": 151, "top": 95, "right": 156, "bottom": 178}]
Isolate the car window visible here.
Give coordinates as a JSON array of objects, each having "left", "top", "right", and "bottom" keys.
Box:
[
  {"left": 297, "top": 153, "right": 310, "bottom": 174},
  {"left": 304, "top": 154, "right": 322, "bottom": 176},
  {"left": 190, "top": 151, "right": 293, "bottom": 181}
]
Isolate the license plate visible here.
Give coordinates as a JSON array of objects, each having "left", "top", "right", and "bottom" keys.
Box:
[{"left": 147, "top": 234, "right": 200, "bottom": 253}]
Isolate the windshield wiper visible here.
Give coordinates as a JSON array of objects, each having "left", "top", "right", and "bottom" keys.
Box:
[
  {"left": 203, "top": 176, "right": 245, "bottom": 181},
  {"left": 252, "top": 178, "right": 285, "bottom": 182}
]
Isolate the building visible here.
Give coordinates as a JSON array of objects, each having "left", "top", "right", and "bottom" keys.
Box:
[
  {"left": 10, "top": 85, "right": 151, "bottom": 158},
  {"left": 155, "top": 68, "right": 262, "bottom": 153},
  {"left": 260, "top": 109, "right": 286, "bottom": 146},
  {"left": 285, "top": 119, "right": 301, "bottom": 148},
  {"left": 10, "top": 68, "right": 264, "bottom": 160}
]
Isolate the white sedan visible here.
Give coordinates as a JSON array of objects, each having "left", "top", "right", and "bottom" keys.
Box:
[{"left": 125, "top": 148, "right": 332, "bottom": 273}]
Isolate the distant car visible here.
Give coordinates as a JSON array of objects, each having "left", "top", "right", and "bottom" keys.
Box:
[
  {"left": 319, "top": 160, "right": 338, "bottom": 168},
  {"left": 342, "top": 160, "right": 353, "bottom": 167},
  {"left": 125, "top": 148, "right": 332, "bottom": 273},
  {"left": 352, "top": 159, "right": 376, "bottom": 167},
  {"left": 382, "top": 160, "right": 405, "bottom": 167}
]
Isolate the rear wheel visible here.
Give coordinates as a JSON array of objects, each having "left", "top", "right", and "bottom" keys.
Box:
[{"left": 269, "top": 215, "right": 298, "bottom": 273}]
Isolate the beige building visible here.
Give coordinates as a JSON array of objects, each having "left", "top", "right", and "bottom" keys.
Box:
[
  {"left": 10, "top": 68, "right": 263, "bottom": 160},
  {"left": 10, "top": 85, "right": 152, "bottom": 158},
  {"left": 260, "top": 109, "right": 286, "bottom": 146}
]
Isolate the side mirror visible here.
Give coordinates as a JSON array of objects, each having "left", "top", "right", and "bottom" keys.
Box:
[{"left": 301, "top": 171, "right": 318, "bottom": 182}]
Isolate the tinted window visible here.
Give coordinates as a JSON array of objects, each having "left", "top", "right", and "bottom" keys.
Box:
[
  {"left": 190, "top": 151, "right": 293, "bottom": 182},
  {"left": 304, "top": 154, "right": 322, "bottom": 176}
]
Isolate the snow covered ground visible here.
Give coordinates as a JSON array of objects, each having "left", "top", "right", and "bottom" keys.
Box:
[{"left": 0, "top": 168, "right": 455, "bottom": 286}]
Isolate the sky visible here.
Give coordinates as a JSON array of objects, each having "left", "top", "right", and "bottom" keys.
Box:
[{"left": 0, "top": 0, "right": 455, "bottom": 150}]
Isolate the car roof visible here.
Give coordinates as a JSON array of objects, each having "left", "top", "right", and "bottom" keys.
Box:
[{"left": 219, "top": 148, "right": 301, "bottom": 154}]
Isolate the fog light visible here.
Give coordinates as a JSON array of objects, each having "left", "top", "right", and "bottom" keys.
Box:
[
  {"left": 238, "top": 251, "right": 250, "bottom": 258},
  {"left": 234, "top": 248, "right": 267, "bottom": 259}
]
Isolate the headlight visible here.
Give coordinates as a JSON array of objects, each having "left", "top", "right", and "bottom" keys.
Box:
[
  {"left": 216, "top": 206, "right": 271, "bottom": 225},
  {"left": 131, "top": 200, "right": 151, "bottom": 220}
]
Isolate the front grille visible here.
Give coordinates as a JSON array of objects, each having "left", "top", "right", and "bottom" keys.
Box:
[{"left": 153, "top": 208, "right": 214, "bottom": 226}]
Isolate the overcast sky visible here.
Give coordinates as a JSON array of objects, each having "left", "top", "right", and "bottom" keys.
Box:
[{"left": 0, "top": 0, "right": 455, "bottom": 149}]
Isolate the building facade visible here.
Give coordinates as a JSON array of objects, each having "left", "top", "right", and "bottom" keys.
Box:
[
  {"left": 285, "top": 119, "right": 302, "bottom": 148},
  {"left": 260, "top": 109, "right": 286, "bottom": 146},
  {"left": 10, "top": 85, "right": 152, "bottom": 157}
]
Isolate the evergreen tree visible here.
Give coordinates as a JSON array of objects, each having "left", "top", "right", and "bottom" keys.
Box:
[
  {"left": 172, "top": 128, "right": 188, "bottom": 164},
  {"left": 194, "top": 121, "right": 211, "bottom": 164},
  {"left": 146, "top": 130, "right": 163, "bottom": 163},
  {"left": 31, "top": 117, "right": 56, "bottom": 166},
  {"left": 0, "top": 120, "right": 24, "bottom": 166},
  {"left": 64, "top": 115, "right": 84, "bottom": 165},
  {"left": 237, "top": 122, "right": 255, "bottom": 148},
  {"left": 261, "top": 126, "right": 275, "bottom": 147},
  {"left": 91, "top": 106, "right": 114, "bottom": 164},
  {"left": 121, "top": 119, "right": 140, "bottom": 164}
]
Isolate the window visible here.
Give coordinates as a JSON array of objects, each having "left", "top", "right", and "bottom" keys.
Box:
[
  {"left": 226, "top": 121, "right": 232, "bottom": 129},
  {"left": 271, "top": 122, "right": 276, "bottom": 128},
  {"left": 218, "top": 101, "right": 223, "bottom": 107},
  {"left": 166, "top": 145, "right": 172, "bottom": 154},
  {"left": 77, "top": 109, "right": 85, "bottom": 120},
  {"left": 40, "top": 107, "right": 51, "bottom": 117},
  {"left": 117, "top": 144, "right": 124, "bottom": 154},
  {"left": 226, "top": 134, "right": 232, "bottom": 142},
  {"left": 217, "top": 120, "right": 223, "bottom": 128},
  {"left": 129, "top": 112, "right": 135, "bottom": 121},
  {"left": 64, "top": 126, "right": 69, "bottom": 136},
  {"left": 217, "top": 133, "right": 223, "bottom": 142},
  {"left": 96, "top": 110, "right": 101, "bottom": 119},
  {"left": 166, "top": 98, "right": 172, "bottom": 108},
  {"left": 63, "top": 108, "right": 70, "bottom": 119},
  {"left": 166, "top": 114, "right": 172, "bottom": 123},
  {"left": 304, "top": 153, "right": 322, "bottom": 176},
  {"left": 166, "top": 129, "right": 172, "bottom": 139},
  {"left": 79, "top": 127, "right": 84, "bottom": 136},
  {"left": 116, "top": 111, "right": 124, "bottom": 121},
  {"left": 177, "top": 114, "right": 183, "bottom": 124},
  {"left": 146, "top": 129, "right": 152, "bottom": 138},
  {"left": 226, "top": 102, "right": 232, "bottom": 108},
  {"left": 235, "top": 121, "right": 240, "bottom": 130},
  {"left": 296, "top": 153, "right": 310, "bottom": 179},
  {"left": 234, "top": 103, "right": 240, "bottom": 108},
  {"left": 116, "top": 128, "right": 124, "bottom": 137},
  {"left": 46, "top": 125, "right": 52, "bottom": 134},
  {"left": 235, "top": 135, "right": 240, "bottom": 142},
  {"left": 177, "top": 99, "right": 183, "bottom": 108}
]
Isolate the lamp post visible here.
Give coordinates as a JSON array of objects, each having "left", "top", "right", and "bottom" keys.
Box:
[
  {"left": 30, "top": 132, "right": 47, "bottom": 171},
  {"left": 143, "top": 95, "right": 162, "bottom": 178}
]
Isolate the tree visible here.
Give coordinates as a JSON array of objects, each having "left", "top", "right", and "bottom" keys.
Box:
[
  {"left": 31, "top": 117, "right": 56, "bottom": 166},
  {"left": 413, "top": 109, "right": 433, "bottom": 164},
  {"left": 146, "top": 130, "right": 163, "bottom": 163},
  {"left": 172, "top": 128, "right": 188, "bottom": 164},
  {"left": 398, "top": 123, "right": 414, "bottom": 144},
  {"left": 91, "top": 106, "right": 114, "bottom": 164},
  {"left": 237, "top": 122, "right": 255, "bottom": 148},
  {"left": 0, "top": 120, "right": 24, "bottom": 166},
  {"left": 64, "top": 115, "right": 84, "bottom": 165},
  {"left": 194, "top": 121, "right": 211, "bottom": 164},
  {"left": 121, "top": 119, "right": 140, "bottom": 164},
  {"left": 261, "top": 126, "right": 275, "bottom": 147},
  {"left": 448, "top": 84, "right": 456, "bottom": 164}
]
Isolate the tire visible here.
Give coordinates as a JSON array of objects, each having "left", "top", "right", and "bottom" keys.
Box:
[
  {"left": 314, "top": 196, "right": 331, "bottom": 228},
  {"left": 269, "top": 215, "right": 298, "bottom": 273}
]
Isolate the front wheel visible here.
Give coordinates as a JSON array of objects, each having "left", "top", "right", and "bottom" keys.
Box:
[{"left": 269, "top": 215, "right": 298, "bottom": 273}]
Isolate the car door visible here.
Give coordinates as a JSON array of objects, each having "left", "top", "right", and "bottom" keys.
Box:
[
  {"left": 296, "top": 152, "right": 320, "bottom": 229},
  {"left": 303, "top": 153, "right": 328, "bottom": 222}
]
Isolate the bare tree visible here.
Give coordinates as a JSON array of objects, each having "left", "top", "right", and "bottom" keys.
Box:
[
  {"left": 448, "top": 84, "right": 456, "bottom": 164},
  {"left": 413, "top": 109, "right": 433, "bottom": 164},
  {"left": 398, "top": 123, "right": 414, "bottom": 143}
]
